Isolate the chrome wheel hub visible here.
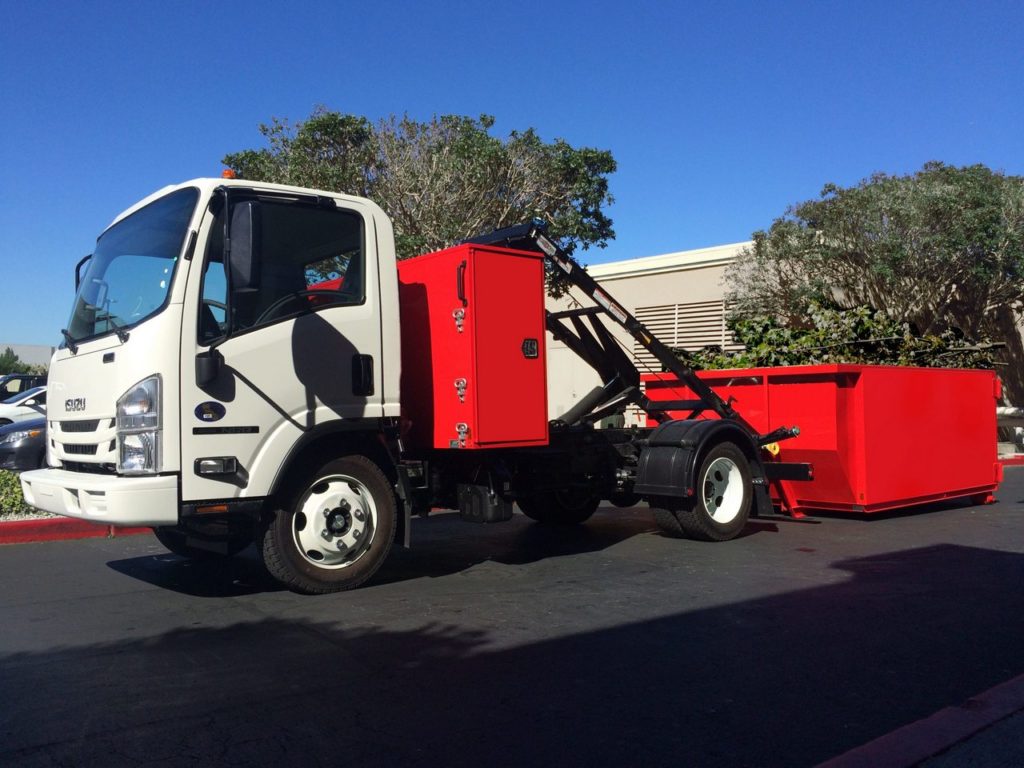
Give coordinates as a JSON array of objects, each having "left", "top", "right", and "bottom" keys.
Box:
[
  {"left": 702, "top": 456, "right": 744, "bottom": 524},
  {"left": 292, "top": 474, "right": 377, "bottom": 569}
]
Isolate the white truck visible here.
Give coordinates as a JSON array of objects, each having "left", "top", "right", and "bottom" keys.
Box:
[{"left": 21, "top": 178, "right": 805, "bottom": 593}]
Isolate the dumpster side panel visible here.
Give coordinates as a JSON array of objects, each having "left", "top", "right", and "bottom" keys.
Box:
[
  {"left": 766, "top": 370, "right": 862, "bottom": 511},
  {"left": 858, "top": 367, "right": 998, "bottom": 510}
]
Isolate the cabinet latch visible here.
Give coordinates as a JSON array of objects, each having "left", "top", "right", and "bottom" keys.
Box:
[{"left": 451, "top": 422, "right": 470, "bottom": 449}]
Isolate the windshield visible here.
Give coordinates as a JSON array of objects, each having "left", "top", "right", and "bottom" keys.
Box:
[{"left": 65, "top": 187, "right": 199, "bottom": 343}]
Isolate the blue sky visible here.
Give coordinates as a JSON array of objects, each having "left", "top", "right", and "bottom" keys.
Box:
[{"left": 1, "top": 0, "right": 1022, "bottom": 346}]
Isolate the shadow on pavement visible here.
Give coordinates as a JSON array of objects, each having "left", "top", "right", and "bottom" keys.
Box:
[
  {"left": 106, "top": 549, "right": 283, "bottom": 597},
  {"left": 6, "top": 542, "right": 1023, "bottom": 767},
  {"left": 105, "top": 489, "right": 995, "bottom": 599},
  {"left": 107, "top": 505, "right": 787, "bottom": 597}
]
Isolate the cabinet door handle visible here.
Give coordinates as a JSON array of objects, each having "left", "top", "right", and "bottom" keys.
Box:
[{"left": 456, "top": 260, "right": 468, "bottom": 307}]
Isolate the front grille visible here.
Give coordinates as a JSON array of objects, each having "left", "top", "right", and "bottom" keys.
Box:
[
  {"left": 53, "top": 415, "right": 117, "bottom": 466},
  {"left": 61, "top": 461, "right": 117, "bottom": 475},
  {"left": 60, "top": 420, "right": 100, "bottom": 433},
  {"left": 65, "top": 444, "right": 98, "bottom": 456}
]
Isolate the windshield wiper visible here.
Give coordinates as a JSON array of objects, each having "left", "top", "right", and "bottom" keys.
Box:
[
  {"left": 104, "top": 315, "right": 131, "bottom": 344},
  {"left": 60, "top": 329, "right": 78, "bottom": 355}
]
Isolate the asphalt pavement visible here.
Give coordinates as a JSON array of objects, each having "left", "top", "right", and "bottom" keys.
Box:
[{"left": 1, "top": 469, "right": 1022, "bottom": 767}]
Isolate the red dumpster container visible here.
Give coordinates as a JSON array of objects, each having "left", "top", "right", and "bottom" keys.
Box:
[{"left": 642, "top": 365, "right": 1001, "bottom": 515}]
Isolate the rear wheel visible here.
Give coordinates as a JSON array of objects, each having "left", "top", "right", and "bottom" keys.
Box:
[
  {"left": 518, "top": 487, "right": 600, "bottom": 525},
  {"left": 652, "top": 441, "right": 752, "bottom": 541},
  {"left": 260, "top": 455, "right": 396, "bottom": 594}
]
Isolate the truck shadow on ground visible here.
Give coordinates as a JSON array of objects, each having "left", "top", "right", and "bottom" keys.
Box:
[
  {"left": 109, "top": 496, "right": 1001, "bottom": 598},
  {"left": 107, "top": 506, "right": 669, "bottom": 596},
  {"left": 6, "top": 542, "right": 1023, "bottom": 768}
]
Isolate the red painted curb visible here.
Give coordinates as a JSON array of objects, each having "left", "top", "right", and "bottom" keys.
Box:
[
  {"left": 816, "top": 672, "right": 1024, "bottom": 768},
  {"left": 999, "top": 456, "right": 1024, "bottom": 466},
  {"left": 0, "top": 517, "right": 150, "bottom": 545}
]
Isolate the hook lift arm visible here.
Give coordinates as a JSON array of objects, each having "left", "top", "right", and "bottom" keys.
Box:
[{"left": 463, "top": 220, "right": 800, "bottom": 447}]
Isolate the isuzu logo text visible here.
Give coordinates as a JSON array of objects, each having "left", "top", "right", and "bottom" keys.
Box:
[{"left": 65, "top": 398, "right": 86, "bottom": 412}]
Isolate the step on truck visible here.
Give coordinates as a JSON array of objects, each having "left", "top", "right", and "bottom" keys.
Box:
[{"left": 21, "top": 178, "right": 808, "bottom": 593}]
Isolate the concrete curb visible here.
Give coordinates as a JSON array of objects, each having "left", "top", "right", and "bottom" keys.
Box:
[
  {"left": 816, "top": 672, "right": 1024, "bottom": 768},
  {"left": 0, "top": 517, "right": 150, "bottom": 545}
]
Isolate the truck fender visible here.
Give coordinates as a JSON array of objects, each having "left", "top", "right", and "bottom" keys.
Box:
[
  {"left": 266, "top": 419, "right": 409, "bottom": 546},
  {"left": 633, "top": 419, "right": 762, "bottom": 499}
]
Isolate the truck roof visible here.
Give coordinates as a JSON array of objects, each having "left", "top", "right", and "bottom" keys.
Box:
[{"left": 104, "top": 177, "right": 384, "bottom": 233}]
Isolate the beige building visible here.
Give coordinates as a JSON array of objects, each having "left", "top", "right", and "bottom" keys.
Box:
[{"left": 545, "top": 241, "right": 750, "bottom": 423}]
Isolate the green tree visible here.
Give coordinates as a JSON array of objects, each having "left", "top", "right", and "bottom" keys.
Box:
[
  {"left": 0, "top": 347, "right": 30, "bottom": 375},
  {"left": 224, "top": 108, "right": 616, "bottom": 272},
  {"left": 674, "top": 303, "right": 998, "bottom": 372},
  {"left": 726, "top": 162, "right": 1024, "bottom": 397}
]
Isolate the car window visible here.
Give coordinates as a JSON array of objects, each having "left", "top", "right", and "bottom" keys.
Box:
[{"left": 0, "top": 378, "right": 24, "bottom": 397}]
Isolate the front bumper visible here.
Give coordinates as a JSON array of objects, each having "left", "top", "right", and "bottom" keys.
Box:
[{"left": 20, "top": 468, "right": 178, "bottom": 527}]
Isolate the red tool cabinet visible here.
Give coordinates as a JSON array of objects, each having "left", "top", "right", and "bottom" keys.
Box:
[
  {"left": 643, "top": 365, "right": 1001, "bottom": 515},
  {"left": 398, "top": 244, "right": 549, "bottom": 451}
]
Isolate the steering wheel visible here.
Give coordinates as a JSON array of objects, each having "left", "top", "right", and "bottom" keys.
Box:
[{"left": 253, "top": 290, "right": 345, "bottom": 325}]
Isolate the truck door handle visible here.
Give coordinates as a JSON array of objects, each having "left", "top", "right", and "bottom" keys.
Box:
[{"left": 352, "top": 354, "right": 374, "bottom": 397}]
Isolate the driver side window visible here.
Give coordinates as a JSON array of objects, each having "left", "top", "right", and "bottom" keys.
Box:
[
  {"left": 199, "top": 199, "right": 364, "bottom": 342},
  {"left": 199, "top": 254, "right": 228, "bottom": 344}
]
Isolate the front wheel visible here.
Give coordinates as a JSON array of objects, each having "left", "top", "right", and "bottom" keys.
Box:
[
  {"left": 652, "top": 441, "right": 752, "bottom": 541},
  {"left": 260, "top": 455, "right": 396, "bottom": 594}
]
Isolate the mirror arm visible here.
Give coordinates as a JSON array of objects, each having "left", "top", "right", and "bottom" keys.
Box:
[{"left": 75, "top": 254, "right": 92, "bottom": 291}]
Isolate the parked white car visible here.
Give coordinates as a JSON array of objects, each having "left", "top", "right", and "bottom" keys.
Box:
[{"left": 0, "top": 386, "right": 47, "bottom": 426}]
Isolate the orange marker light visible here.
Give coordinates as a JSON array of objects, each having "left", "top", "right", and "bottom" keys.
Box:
[{"left": 221, "top": 169, "right": 237, "bottom": 179}]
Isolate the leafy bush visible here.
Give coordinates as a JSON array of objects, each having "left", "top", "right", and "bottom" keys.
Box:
[
  {"left": 672, "top": 302, "right": 999, "bottom": 371},
  {"left": 0, "top": 470, "right": 35, "bottom": 518}
]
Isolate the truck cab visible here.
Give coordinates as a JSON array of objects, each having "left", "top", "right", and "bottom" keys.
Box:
[{"left": 21, "top": 179, "right": 402, "bottom": 580}]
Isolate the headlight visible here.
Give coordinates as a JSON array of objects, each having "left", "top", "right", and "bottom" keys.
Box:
[
  {"left": 117, "top": 375, "right": 161, "bottom": 474},
  {"left": 117, "top": 376, "right": 161, "bottom": 431},
  {"left": 0, "top": 428, "right": 42, "bottom": 446}
]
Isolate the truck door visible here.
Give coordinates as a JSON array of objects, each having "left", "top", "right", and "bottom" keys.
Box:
[{"left": 179, "top": 193, "right": 385, "bottom": 503}]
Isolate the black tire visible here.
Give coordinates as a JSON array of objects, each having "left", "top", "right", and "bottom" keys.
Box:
[
  {"left": 0, "top": 419, "right": 11, "bottom": 426},
  {"left": 609, "top": 491, "right": 640, "bottom": 508},
  {"left": 260, "top": 455, "right": 396, "bottom": 594},
  {"left": 518, "top": 487, "right": 600, "bottom": 525},
  {"left": 651, "top": 441, "right": 752, "bottom": 541},
  {"left": 152, "top": 526, "right": 251, "bottom": 559}
]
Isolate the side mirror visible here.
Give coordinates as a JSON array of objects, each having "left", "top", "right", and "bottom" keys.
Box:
[
  {"left": 24, "top": 399, "right": 37, "bottom": 407},
  {"left": 196, "top": 348, "right": 224, "bottom": 388},
  {"left": 228, "top": 201, "right": 261, "bottom": 292}
]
